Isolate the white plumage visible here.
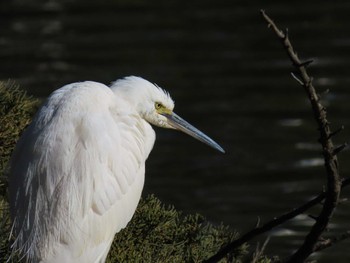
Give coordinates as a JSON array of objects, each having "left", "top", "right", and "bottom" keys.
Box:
[{"left": 9, "top": 76, "right": 224, "bottom": 262}]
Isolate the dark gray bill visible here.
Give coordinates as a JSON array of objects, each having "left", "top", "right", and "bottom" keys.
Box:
[{"left": 163, "top": 112, "right": 225, "bottom": 153}]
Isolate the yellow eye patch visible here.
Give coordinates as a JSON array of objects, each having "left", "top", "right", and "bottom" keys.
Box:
[
  {"left": 155, "top": 102, "right": 163, "bottom": 110},
  {"left": 155, "top": 102, "right": 172, "bottom": 114}
]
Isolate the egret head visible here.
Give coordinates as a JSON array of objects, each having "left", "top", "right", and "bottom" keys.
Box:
[{"left": 111, "top": 76, "right": 224, "bottom": 153}]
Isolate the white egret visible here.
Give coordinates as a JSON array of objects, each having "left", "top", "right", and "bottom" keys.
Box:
[{"left": 9, "top": 76, "right": 224, "bottom": 263}]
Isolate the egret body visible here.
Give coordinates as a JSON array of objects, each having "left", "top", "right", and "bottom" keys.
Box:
[{"left": 9, "top": 76, "right": 224, "bottom": 263}]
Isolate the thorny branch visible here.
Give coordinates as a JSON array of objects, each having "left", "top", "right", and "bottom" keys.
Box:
[
  {"left": 260, "top": 10, "right": 343, "bottom": 262},
  {"left": 204, "top": 10, "right": 348, "bottom": 263}
]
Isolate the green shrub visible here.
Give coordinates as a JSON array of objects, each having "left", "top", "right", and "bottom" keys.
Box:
[{"left": 108, "top": 195, "right": 246, "bottom": 262}]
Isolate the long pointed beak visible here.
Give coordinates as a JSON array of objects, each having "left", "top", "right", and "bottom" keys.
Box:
[{"left": 162, "top": 112, "right": 225, "bottom": 153}]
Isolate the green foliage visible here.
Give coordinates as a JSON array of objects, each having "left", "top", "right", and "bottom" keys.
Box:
[
  {"left": 108, "top": 195, "right": 246, "bottom": 262},
  {"left": 0, "top": 200, "right": 13, "bottom": 262},
  {"left": 0, "top": 81, "right": 40, "bottom": 262},
  {"left": 0, "top": 81, "right": 39, "bottom": 185}
]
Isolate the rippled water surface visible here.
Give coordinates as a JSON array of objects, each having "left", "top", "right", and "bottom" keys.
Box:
[{"left": 1, "top": 1, "right": 350, "bottom": 262}]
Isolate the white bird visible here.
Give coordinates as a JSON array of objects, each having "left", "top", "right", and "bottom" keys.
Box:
[{"left": 8, "top": 76, "right": 224, "bottom": 263}]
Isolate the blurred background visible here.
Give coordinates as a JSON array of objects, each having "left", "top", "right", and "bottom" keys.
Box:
[{"left": 1, "top": 0, "right": 350, "bottom": 262}]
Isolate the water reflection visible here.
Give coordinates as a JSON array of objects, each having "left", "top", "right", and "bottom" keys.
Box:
[{"left": 1, "top": 1, "right": 350, "bottom": 262}]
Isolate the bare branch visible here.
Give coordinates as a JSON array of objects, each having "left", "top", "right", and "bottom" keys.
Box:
[
  {"left": 260, "top": 9, "right": 342, "bottom": 263},
  {"left": 291, "top": 72, "right": 304, "bottom": 85},
  {"left": 332, "top": 143, "right": 348, "bottom": 156},
  {"left": 250, "top": 237, "right": 270, "bottom": 263},
  {"left": 314, "top": 231, "right": 350, "bottom": 252},
  {"left": 299, "top": 59, "right": 314, "bottom": 67},
  {"left": 204, "top": 10, "right": 347, "bottom": 263}
]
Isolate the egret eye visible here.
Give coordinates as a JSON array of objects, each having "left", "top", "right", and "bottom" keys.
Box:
[{"left": 155, "top": 102, "right": 163, "bottom": 110}]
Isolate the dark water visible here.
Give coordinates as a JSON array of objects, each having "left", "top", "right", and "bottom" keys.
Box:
[{"left": 1, "top": 1, "right": 350, "bottom": 262}]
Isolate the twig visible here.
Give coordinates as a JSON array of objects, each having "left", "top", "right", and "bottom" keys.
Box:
[
  {"left": 260, "top": 10, "right": 342, "bottom": 263},
  {"left": 328, "top": 125, "right": 344, "bottom": 139},
  {"left": 249, "top": 237, "right": 270, "bottom": 263},
  {"left": 314, "top": 231, "right": 350, "bottom": 252},
  {"left": 332, "top": 143, "right": 348, "bottom": 156}
]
